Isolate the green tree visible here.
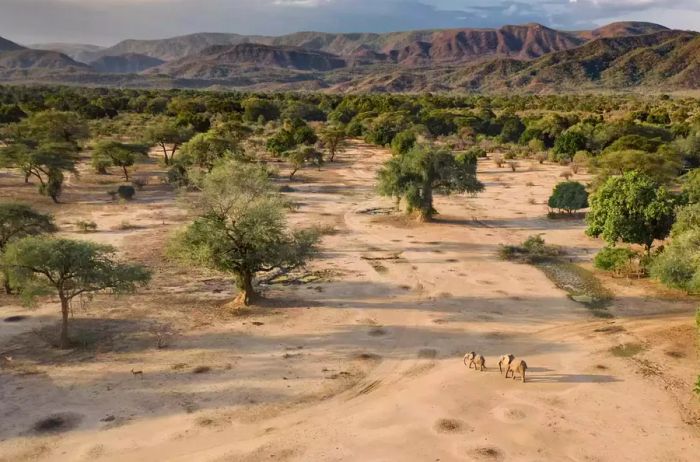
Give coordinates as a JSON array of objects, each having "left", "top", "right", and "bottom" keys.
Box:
[
  {"left": 288, "top": 146, "right": 323, "bottom": 180},
  {"left": 595, "top": 148, "right": 681, "bottom": 186},
  {"left": 179, "top": 132, "right": 241, "bottom": 172},
  {"left": 548, "top": 181, "right": 588, "bottom": 214},
  {"left": 319, "top": 125, "right": 347, "bottom": 162},
  {"left": 586, "top": 171, "right": 676, "bottom": 253},
  {"left": 682, "top": 169, "right": 700, "bottom": 204},
  {"left": 2, "top": 237, "right": 150, "bottom": 348},
  {"left": 169, "top": 161, "right": 319, "bottom": 306},
  {"left": 93, "top": 141, "right": 148, "bottom": 180},
  {"left": 0, "top": 204, "right": 56, "bottom": 293},
  {"left": 242, "top": 97, "right": 279, "bottom": 123},
  {"left": 377, "top": 144, "right": 483, "bottom": 221},
  {"left": 553, "top": 130, "right": 587, "bottom": 160},
  {"left": 144, "top": 119, "right": 193, "bottom": 165},
  {"left": 391, "top": 130, "right": 417, "bottom": 156},
  {"left": 0, "top": 141, "right": 79, "bottom": 202}
]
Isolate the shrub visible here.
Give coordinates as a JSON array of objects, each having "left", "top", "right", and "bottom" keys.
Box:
[
  {"left": 534, "top": 152, "right": 546, "bottom": 164},
  {"left": 493, "top": 153, "right": 504, "bottom": 168},
  {"left": 594, "top": 246, "right": 638, "bottom": 276},
  {"left": 117, "top": 185, "right": 135, "bottom": 201},
  {"left": 650, "top": 229, "right": 700, "bottom": 293},
  {"left": 507, "top": 161, "right": 519, "bottom": 172},
  {"left": 548, "top": 181, "right": 588, "bottom": 214},
  {"left": 167, "top": 164, "right": 189, "bottom": 188},
  {"left": 75, "top": 220, "right": 97, "bottom": 233},
  {"left": 499, "top": 235, "right": 561, "bottom": 263}
]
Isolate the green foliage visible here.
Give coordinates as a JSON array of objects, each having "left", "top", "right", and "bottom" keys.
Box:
[
  {"left": 288, "top": 146, "right": 323, "bottom": 180},
  {"left": 391, "top": 130, "right": 416, "bottom": 156},
  {"left": 2, "top": 237, "right": 150, "bottom": 348},
  {"left": 548, "top": 181, "right": 588, "bottom": 214},
  {"left": 169, "top": 160, "right": 319, "bottom": 305},
  {"left": 595, "top": 148, "right": 681, "bottom": 186},
  {"left": 650, "top": 229, "right": 700, "bottom": 293},
  {"left": 377, "top": 144, "right": 483, "bottom": 221},
  {"left": 499, "top": 235, "right": 561, "bottom": 263},
  {"left": 586, "top": 171, "right": 676, "bottom": 252},
  {"left": 594, "top": 246, "right": 638, "bottom": 276},
  {"left": 143, "top": 118, "right": 193, "bottom": 165},
  {"left": 682, "top": 169, "right": 700, "bottom": 204},
  {"left": 75, "top": 220, "right": 98, "bottom": 233},
  {"left": 242, "top": 97, "right": 279, "bottom": 123},
  {"left": 319, "top": 125, "right": 346, "bottom": 162},
  {"left": 92, "top": 140, "right": 148, "bottom": 180},
  {"left": 179, "top": 131, "right": 241, "bottom": 172},
  {"left": 553, "top": 130, "right": 587, "bottom": 160}
]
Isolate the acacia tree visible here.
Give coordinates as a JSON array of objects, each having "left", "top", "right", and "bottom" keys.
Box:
[
  {"left": 0, "top": 204, "right": 57, "bottom": 293},
  {"left": 2, "top": 237, "right": 151, "bottom": 348},
  {"left": 179, "top": 131, "right": 241, "bottom": 172},
  {"left": 93, "top": 141, "right": 149, "bottom": 181},
  {"left": 586, "top": 171, "right": 676, "bottom": 253},
  {"left": 319, "top": 125, "right": 346, "bottom": 162},
  {"left": 170, "top": 161, "right": 319, "bottom": 306},
  {"left": 288, "top": 146, "right": 323, "bottom": 180},
  {"left": 144, "top": 119, "right": 193, "bottom": 165},
  {"left": 378, "top": 144, "right": 483, "bottom": 221}
]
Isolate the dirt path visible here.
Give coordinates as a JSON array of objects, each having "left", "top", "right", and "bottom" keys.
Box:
[{"left": 0, "top": 142, "right": 698, "bottom": 461}]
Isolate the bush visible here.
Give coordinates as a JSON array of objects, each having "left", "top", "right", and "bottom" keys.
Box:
[
  {"left": 75, "top": 220, "right": 97, "bottom": 233},
  {"left": 499, "top": 235, "right": 561, "bottom": 263},
  {"left": 594, "top": 246, "right": 638, "bottom": 276},
  {"left": 493, "top": 153, "right": 504, "bottom": 167},
  {"left": 117, "top": 185, "right": 136, "bottom": 201},
  {"left": 548, "top": 181, "right": 588, "bottom": 214},
  {"left": 167, "top": 164, "right": 189, "bottom": 188},
  {"left": 650, "top": 229, "right": 700, "bottom": 293}
]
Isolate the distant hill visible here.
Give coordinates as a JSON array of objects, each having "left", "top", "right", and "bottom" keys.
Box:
[
  {"left": 90, "top": 53, "right": 164, "bottom": 74},
  {"left": 89, "top": 22, "right": 662, "bottom": 64},
  {"left": 0, "top": 36, "right": 24, "bottom": 52},
  {"left": 29, "top": 42, "right": 104, "bottom": 63},
  {"left": 2, "top": 22, "right": 700, "bottom": 92},
  {"left": 148, "top": 43, "right": 346, "bottom": 80},
  {"left": 0, "top": 49, "right": 88, "bottom": 71}
]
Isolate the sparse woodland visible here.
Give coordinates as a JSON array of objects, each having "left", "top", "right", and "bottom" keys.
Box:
[{"left": 0, "top": 86, "right": 698, "bottom": 457}]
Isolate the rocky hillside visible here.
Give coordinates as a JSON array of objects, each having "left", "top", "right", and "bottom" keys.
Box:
[
  {"left": 86, "top": 22, "right": 664, "bottom": 64},
  {"left": 148, "top": 43, "right": 347, "bottom": 78}
]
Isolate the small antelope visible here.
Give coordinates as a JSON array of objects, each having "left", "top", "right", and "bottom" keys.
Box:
[{"left": 131, "top": 368, "right": 143, "bottom": 378}]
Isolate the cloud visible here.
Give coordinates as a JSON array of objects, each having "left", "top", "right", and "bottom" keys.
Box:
[{"left": 0, "top": 0, "right": 697, "bottom": 46}]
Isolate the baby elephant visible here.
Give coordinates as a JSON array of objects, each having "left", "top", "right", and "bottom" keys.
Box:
[
  {"left": 498, "top": 354, "right": 515, "bottom": 374},
  {"left": 471, "top": 354, "right": 486, "bottom": 371},
  {"left": 505, "top": 359, "right": 528, "bottom": 383}
]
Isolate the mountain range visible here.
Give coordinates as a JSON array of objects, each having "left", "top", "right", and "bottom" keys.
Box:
[{"left": 1, "top": 22, "right": 699, "bottom": 92}]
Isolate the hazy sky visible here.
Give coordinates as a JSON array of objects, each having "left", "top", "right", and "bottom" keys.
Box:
[{"left": 1, "top": 0, "right": 699, "bottom": 46}]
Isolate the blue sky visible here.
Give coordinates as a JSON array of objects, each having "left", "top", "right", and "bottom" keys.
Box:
[{"left": 1, "top": 0, "right": 699, "bottom": 46}]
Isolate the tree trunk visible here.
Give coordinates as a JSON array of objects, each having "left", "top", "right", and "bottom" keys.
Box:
[
  {"left": 289, "top": 167, "right": 298, "bottom": 181},
  {"left": 419, "top": 182, "right": 434, "bottom": 222},
  {"left": 233, "top": 271, "right": 256, "bottom": 306},
  {"left": 160, "top": 143, "right": 170, "bottom": 165},
  {"left": 330, "top": 148, "right": 336, "bottom": 162},
  {"left": 59, "top": 295, "right": 70, "bottom": 349},
  {"left": 3, "top": 275, "right": 12, "bottom": 295},
  {"left": 123, "top": 166, "right": 129, "bottom": 181}
]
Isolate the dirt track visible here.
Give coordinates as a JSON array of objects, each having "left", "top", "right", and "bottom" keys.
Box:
[{"left": 0, "top": 141, "right": 698, "bottom": 461}]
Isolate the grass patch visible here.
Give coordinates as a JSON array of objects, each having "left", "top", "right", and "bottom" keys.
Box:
[{"left": 610, "top": 343, "right": 645, "bottom": 357}]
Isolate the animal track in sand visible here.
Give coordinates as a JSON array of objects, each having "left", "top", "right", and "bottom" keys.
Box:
[
  {"left": 493, "top": 405, "right": 528, "bottom": 423},
  {"left": 471, "top": 446, "right": 505, "bottom": 460},
  {"left": 434, "top": 418, "right": 470, "bottom": 434}
]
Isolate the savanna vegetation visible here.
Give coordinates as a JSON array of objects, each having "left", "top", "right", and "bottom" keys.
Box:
[{"left": 0, "top": 85, "right": 698, "bottom": 358}]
